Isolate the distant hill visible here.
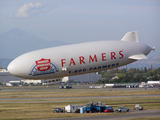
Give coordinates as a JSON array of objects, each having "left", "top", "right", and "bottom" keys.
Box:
[
  {"left": 0, "top": 28, "right": 68, "bottom": 59},
  {"left": 128, "top": 56, "right": 160, "bottom": 69}
]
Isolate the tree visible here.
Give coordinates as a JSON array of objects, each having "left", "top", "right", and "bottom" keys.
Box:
[
  {"left": 146, "top": 71, "right": 153, "bottom": 77},
  {"left": 98, "top": 67, "right": 160, "bottom": 83},
  {"left": 152, "top": 75, "right": 159, "bottom": 80},
  {"left": 96, "top": 80, "right": 104, "bottom": 84},
  {"left": 121, "top": 68, "right": 126, "bottom": 73},
  {"left": 144, "top": 67, "right": 147, "bottom": 73},
  {"left": 104, "top": 78, "right": 110, "bottom": 83},
  {"left": 135, "top": 73, "right": 143, "bottom": 77}
]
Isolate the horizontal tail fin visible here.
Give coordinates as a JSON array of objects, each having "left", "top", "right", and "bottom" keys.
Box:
[
  {"left": 128, "top": 54, "right": 148, "bottom": 60},
  {"left": 121, "top": 31, "right": 139, "bottom": 42}
]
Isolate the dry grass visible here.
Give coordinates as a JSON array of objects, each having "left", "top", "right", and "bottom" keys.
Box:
[
  {"left": 1, "top": 86, "right": 160, "bottom": 98},
  {"left": 0, "top": 86, "right": 160, "bottom": 120},
  {"left": 0, "top": 101, "right": 160, "bottom": 120}
]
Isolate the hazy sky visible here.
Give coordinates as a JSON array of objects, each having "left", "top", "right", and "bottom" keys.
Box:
[{"left": 0, "top": 0, "right": 160, "bottom": 57}]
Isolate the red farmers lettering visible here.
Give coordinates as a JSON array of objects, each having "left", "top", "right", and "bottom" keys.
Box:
[
  {"left": 119, "top": 50, "right": 124, "bottom": 59},
  {"left": 111, "top": 52, "right": 116, "bottom": 60},
  {"left": 61, "top": 59, "right": 66, "bottom": 67},
  {"left": 79, "top": 56, "right": 85, "bottom": 64},
  {"left": 89, "top": 54, "right": 97, "bottom": 63},
  {"left": 69, "top": 58, "right": 76, "bottom": 66},
  {"left": 101, "top": 53, "right": 107, "bottom": 61}
]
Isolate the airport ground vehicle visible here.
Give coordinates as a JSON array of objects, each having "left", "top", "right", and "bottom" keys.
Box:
[
  {"left": 115, "top": 107, "right": 129, "bottom": 112},
  {"left": 89, "top": 85, "right": 104, "bottom": 89},
  {"left": 134, "top": 104, "right": 143, "bottom": 110},
  {"left": 64, "top": 85, "right": 72, "bottom": 89},
  {"left": 65, "top": 104, "right": 83, "bottom": 113},
  {"left": 59, "top": 85, "right": 64, "bottom": 89},
  {"left": 104, "top": 107, "right": 114, "bottom": 112},
  {"left": 53, "top": 107, "right": 63, "bottom": 113},
  {"left": 59, "top": 85, "right": 72, "bottom": 89},
  {"left": 84, "top": 102, "right": 107, "bottom": 113}
]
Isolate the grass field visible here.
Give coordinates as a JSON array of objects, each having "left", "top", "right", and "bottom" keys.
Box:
[{"left": 0, "top": 86, "right": 160, "bottom": 120}]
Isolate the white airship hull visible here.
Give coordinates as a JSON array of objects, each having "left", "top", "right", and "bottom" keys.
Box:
[{"left": 7, "top": 31, "right": 154, "bottom": 79}]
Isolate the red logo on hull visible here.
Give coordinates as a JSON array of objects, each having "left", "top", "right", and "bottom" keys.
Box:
[{"left": 36, "top": 58, "right": 51, "bottom": 71}]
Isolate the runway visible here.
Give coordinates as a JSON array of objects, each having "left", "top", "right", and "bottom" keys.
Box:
[
  {"left": 1, "top": 94, "right": 160, "bottom": 103},
  {"left": 43, "top": 110, "right": 160, "bottom": 120}
]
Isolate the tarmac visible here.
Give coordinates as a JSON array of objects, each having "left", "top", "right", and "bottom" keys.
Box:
[{"left": 43, "top": 110, "right": 160, "bottom": 120}]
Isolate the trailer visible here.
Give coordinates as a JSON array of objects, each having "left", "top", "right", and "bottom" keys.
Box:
[{"left": 65, "top": 104, "right": 83, "bottom": 113}]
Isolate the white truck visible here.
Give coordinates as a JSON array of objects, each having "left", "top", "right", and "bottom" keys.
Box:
[{"left": 65, "top": 104, "right": 83, "bottom": 113}]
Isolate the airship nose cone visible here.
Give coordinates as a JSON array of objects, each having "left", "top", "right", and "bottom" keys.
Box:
[
  {"left": 8, "top": 59, "right": 19, "bottom": 76},
  {"left": 7, "top": 54, "right": 30, "bottom": 78}
]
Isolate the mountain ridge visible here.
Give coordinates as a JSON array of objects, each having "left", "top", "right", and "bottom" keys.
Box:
[{"left": 0, "top": 28, "right": 68, "bottom": 59}]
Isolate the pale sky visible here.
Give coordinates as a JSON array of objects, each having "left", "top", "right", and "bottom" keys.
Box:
[{"left": 0, "top": 0, "right": 160, "bottom": 57}]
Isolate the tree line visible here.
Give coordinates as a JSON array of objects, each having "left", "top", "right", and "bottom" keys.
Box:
[{"left": 97, "top": 67, "right": 160, "bottom": 84}]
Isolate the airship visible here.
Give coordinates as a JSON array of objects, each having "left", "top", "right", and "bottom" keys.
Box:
[{"left": 7, "top": 31, "right": 154, "bottom": 79}]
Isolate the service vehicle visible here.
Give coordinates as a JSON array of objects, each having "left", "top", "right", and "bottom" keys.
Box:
[
  {"left": 59, "top": 85, "right": 64, "bottom": 89},
  {"left": 65, "top": 104, "right": 83, "bottom": 113},
  {"left": 53, "top": 107, "right": 63, "bottom": 113},
  {"left": 115, "top": 107, "right": 129, "bottom": 112},
  {"left": 59, "top": 85, "right": 72, "bottom": 89},
  {"left": 104, "top": 108, "right": 114, "bottom": 112},
  {"left": 134, "top": 104, "right": 143, "bottom": 110},
  {"left": 84, "top": 102, "right": 106, "bottom": 113},
  {"left": 64, "top": 85, "right": 72, "bottom": 89},
  {"left": 104, "top": 106, "right": 114, "bottom": 112}
]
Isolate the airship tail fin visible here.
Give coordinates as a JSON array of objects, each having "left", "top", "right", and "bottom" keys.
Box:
[
  {"left": 128, "top": 54, "right": 148, "bottom": 60},
  {"left": 121, "top": 31, "right": 139, "bottom": 42}
]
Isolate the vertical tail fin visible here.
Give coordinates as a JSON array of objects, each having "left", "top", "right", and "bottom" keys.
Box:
[{"left": 121, "top": 31, "right": 139, "bottom": 42}]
